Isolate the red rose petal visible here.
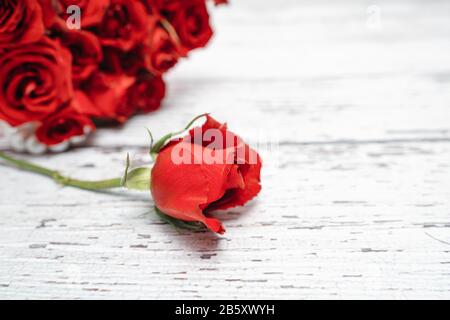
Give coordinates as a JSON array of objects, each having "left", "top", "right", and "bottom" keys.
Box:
[
  {"left": 225, "top": 165, "right": 245, "bottom": 190},
  {"left": 151, "top": 142, "right": 209, "bottom": 222},
  {"left": 204, "top": 218, "right": 225, "bottom": 235}
]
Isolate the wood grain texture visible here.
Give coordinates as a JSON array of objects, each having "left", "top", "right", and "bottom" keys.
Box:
[{"left": 1, "top": 0, "right": 450, "bottom": 299}]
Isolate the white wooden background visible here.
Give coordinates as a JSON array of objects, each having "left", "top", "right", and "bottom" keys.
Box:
[{"left": 1, "top": 0, "right": 450, "bottom": 299}]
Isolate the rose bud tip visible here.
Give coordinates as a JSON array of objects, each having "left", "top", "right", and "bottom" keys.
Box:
[{"left": 204, "top": 218, "right": 226, "bottom": 235}]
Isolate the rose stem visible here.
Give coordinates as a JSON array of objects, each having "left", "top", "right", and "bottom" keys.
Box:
[{"left": 0, "top": 151, "right": 122, "bottom": 191}]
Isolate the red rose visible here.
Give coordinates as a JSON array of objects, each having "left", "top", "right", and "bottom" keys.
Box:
[
  {"left": 167, "top": 0, "right": 213, "bottom": 50},
  {"left": 148, "top": 0, "right": 180, "bottom": 11},
  {"left": 82, "top": 72, "right": 136, "bottom": 123},
  {"left": 144, "top": 20, "right": 182, "bottom": 75},
  {"left": 151, "top": 115, "right": 262, "bottom": 234},
  {"left": 97, "top": 0, "right": 149, "bottom": 51},
  {"left": 0, "top": 37, "right": 73, "bottom": 127},
  {"left": 101, "top": 47, "right": 146, "bottom": 76},
  {"left": 124, "top": 74, "right": 166, "bottom": 113},
  {"left": 213, "top": 0, "right": 228, "bottom": 5},
  {"left": 60, "top": 30, "right": 102, "bottom": 85},
  {"left": 0, "top": 0, "right": 45, "bottom": 48},
  {"left": 36, "top": 106, "right": 95, "bottom": 146},
  {"left": 71, "top": 90, "right": 102, "bottom": 119},
  {"left": 36, "top": 0, "right": 62, "bottom": 30},
  {"left": 140, "top": 0, "right": 164, "bottom": 15}
]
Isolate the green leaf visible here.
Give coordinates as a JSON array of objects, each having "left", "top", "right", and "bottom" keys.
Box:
[{"left": 154, "top": 206, "right": 206, "bottom": 232}]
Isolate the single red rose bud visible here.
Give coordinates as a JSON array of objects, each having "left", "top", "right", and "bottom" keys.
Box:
[
  {"left": 0, "top": 115, "right": 261, "bottom": 236},
  {"left": 151, "top": 115, "right": 262, "bottom": 234}
]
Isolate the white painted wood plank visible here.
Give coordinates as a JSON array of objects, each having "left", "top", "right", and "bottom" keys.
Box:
[{"left": 0, "top": 142, "right": 449, "bottom": 299}]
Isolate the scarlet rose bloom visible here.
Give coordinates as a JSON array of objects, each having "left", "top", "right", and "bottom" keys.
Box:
[
  {"left": 167, "top": 0, "right": 213, "bottom": 50},
  {"left": 97, "top": 0, "right": 149, "bottom": 51},
  {"left": 101, "top": 47, "right": 146, "bottom": 76},
  {"left": 0, "top": 0, "right": 45, "bottom": 48},
  {"left": 0, "top": 37, "right": 73, "bottom": 127},
  {"left": 151, "top": 115, "right": 262, "bottom": 234},
  {"left": 82, "top": 72, "right": 136, "bottom": 123},
  {"left": 36, "top": 0, "right": 63, "bottom": 30},
  {"left": 124, "top": 74, "right": 166, "bottom": 113},
  {"left": 36, "top": 106, "right": 95, "bottom": 146},
  {"left": 60, "top": 30, "right": 102, "bottom": 85},
  {"left": 71, "top": 90, "right": 102, "bottom": 119},
  {"left": 140, "top": 0, "right": 164, "bottom": 15},
  {"left": 148, "top": 0, "right": 180, "bottom": 11},
  {"left": 213, "top": 0, "right": 228, "bottom": 5},
  {"left": 144, "top": 21, "right": 182, "bottom": 75}
]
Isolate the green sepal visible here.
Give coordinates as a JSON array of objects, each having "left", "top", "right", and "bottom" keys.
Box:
[
  {"left": 150, "top": 132, "right": 173, "bottom": 158},
  {"left": 123, "top": 167, "right": 151, "bottom": 191},
  {"left": 121, "top": 154, "right": 151, "bottom": 191},
  {"left": 154, "top": 206, "right": 206, "bottom": 232}
]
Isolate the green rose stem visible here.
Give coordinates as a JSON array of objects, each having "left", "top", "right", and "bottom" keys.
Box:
[{"left": 0, "top": 151, "right": 124, "bottom": 191}]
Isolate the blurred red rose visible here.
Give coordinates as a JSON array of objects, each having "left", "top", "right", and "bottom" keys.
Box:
[
  {"left": 151, "top": 115, "right": 262, "bottom": 234},
  {"left": 81, "top": 72, "right": 136, "bottom": 123},
  {"left": 144, "top": 20, "right": 182, "bottom": 75},
  {"left": 36, "top": 106, "right": 95, "bottom": 146},
  {"left": 60, "top": 30, "right": 103, "bottom": 85},
  {"left": 36, "top": 0, "right": 62, "bottom": 29},
  {"left": 125, "top": 74, "right": 166, "bottom": 113},
  {"left": 166, "top": 0, "right": 213, "bottom": 50},
  {"left": 70, "top": 90, "right": 100, "bottom": 118},
  {"left": 0, "top": 37, "right": 73, "bottom": 127},
  {"left": 140, "top": 0, "right": 163, "bottom": 15},
  {"left": 101, "top": 46, "right": 146, "bottom": 76},
  {"left": 97, "top": 0, "right": 149, "bottom": 51},
  {"left": 0, "top": 0, "right": 45, "bottom": 48},
  {"left": 213, "top": 0, "right": 228, "bottom": 5},
  {"left": 149, "top": 0, "right": 180, "bottom": 11},
  {"left": 0, "top": 0, "right": 225, "bottom": 150}
]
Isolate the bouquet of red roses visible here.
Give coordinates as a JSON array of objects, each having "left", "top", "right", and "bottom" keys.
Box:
[{"left": 0, "top": 0, "right": 226, "bottom": 153}]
